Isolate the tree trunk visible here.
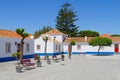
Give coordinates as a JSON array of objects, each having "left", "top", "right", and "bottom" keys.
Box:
[
  {"left": 98, "top": 46, "right": 101, "bottom": 56},
  {"left": 44, "top": 41, "right": 47, "bottom": 59},
  {"left": 20, "top": 38, "right": 24, "bottom": 60},
  {"left": 68, "top": 45, "right": 72, "bottom": 59}
]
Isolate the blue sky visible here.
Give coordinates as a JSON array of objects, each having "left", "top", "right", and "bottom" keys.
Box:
[{"left": 0, "top": 0, "right": 120, "bottom": 35}]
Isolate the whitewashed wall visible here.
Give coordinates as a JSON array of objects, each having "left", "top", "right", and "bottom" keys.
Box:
[
  {"left": 34, "top": 36, "right": 54, "bottom": 53},
  {"left": 63, "top": 44, "right": 69, "bottom": 52},
  {"left": 53, "top": 42, "right": 63, "bottom": 53},
  {"left": 0, "top": 37, "right": 34, "bottom": 58},
  {"left": 34, "top": 34, "right": 66, "bottom": 54},
  {"left": 63, "top": 42, "right": 115, "bottom": 53}
]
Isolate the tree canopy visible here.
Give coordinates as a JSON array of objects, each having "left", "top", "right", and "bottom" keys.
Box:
[
  {"left": 16, "top": 28, "right": 28, "bottom": 38},
  {"left": 78, "top": 30, "right": 99, "bottom": 37},
  {"left": 70, "top": 41, "right": 76, "bottom": 45},
  {"left": 89, "top": 37, "right": 112, "bottom": 55},
  {"left": 111, "top": 34, "right": 120, "bottom": 37},
  {"left": 34, "top": 26, "right": 52, "bottom": 39},
  {"left": 56, "top": 2, "right": 79, "bottom": 37}
]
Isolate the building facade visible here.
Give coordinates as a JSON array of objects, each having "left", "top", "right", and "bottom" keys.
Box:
[
  {"left": 0, "top": 29, "right": 34, "bottom": 62},
  {"left": 0, "top": 29, "right": 120, "bottom": 62},
  {"left": 34, "top": 29, "right": 120, "bottom": 56}
]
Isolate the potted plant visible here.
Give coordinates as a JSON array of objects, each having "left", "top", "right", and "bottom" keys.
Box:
[
  {"left": 36, "top": 56, "right": 42, "bottom": 67},
  {"left": 12, "top": 52, "right": 21, "bottom": 65},
  {"left": 61, "top": 54, "right": 65, "bottom": 61},
  {"left": 12, "top": 52, "right": 23, "bottom": 72},
  {"left": 46, "top": 55, "right": 51, "bottom": 64},
  {"left": 34, "top": 54, "right": 41, "bottom": 67},
  {"left": 46, "top": 55, "right": 49, "bottom": 60},
  {"left": 68, "top": 53, "right": 72, "bottom": 59},
  {"left": 68, "top": 41, "right": 76, "bottom": 59}
]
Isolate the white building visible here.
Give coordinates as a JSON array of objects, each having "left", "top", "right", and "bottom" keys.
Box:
[
  {"left": 1, "top": 29, "right": 120, "bottom": 62},
  {"left": 0, "top": 29, "right": 34, "bottom": 62},
  {"left": 34, "top": 29, "right": 67, "bottom": 56},
  {"left": 34, "top": 29, "right": 120, "bottom": 56}
]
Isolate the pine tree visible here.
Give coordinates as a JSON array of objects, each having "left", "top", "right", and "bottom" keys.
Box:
[{"left": 56, "top": 2, "right": 79, "bottom": 37}]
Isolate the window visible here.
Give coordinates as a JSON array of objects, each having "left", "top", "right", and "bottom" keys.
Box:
[
  {"left": 77, "top": 45, "right": 81, "bottom": 50},
  {"left": 37, "top": 45, "right": 40, "bottom": 50},
  {"left": 6, "top": 43, "right": 11, "bottom": 53},
  {"left": 56, "top": 45, "right": 58, "bottom": 51},
  {"left": 58, "top": 45, "right": 61, "bottom": 52},
  {"left": 26, "top": 43, "right": 30, "bottom": 52}
]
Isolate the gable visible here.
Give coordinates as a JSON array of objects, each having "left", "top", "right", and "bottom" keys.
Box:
[{"left": 43, "top": 29, "right": 65, "bottom": 35}]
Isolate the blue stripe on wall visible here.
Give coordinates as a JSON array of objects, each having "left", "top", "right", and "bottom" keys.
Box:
[
  {"left": 86, "top": 52, "right": 115, "bottom": 55},
  {"left": 0, "top": 52, "right": 119, "bottom": 62},
  {"left": 35, "top": 52, "right": 64, "bottom": 56},
  {"left": 0, "top": 54, "right": 34, "bottom": 62},
  {"left": 64, "top": 52, "right": 116, "bottom": 55}
]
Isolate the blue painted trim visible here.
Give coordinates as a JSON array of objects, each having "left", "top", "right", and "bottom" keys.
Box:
[
  {"left": 63, "top": 52, "right": 68, "bottom": 54},
  {"left": 64, "top": 52, "right": 116, "bottom": 55},
  {"left": 0, "top": 52, "right": 119, "bottom": 62},
  {"left": 35, "top": 52, "right": 65, "bottom": 56},
  {"left": 0, "top": 54, "right": 34, "bottom": 62},
  {"left": 86, "top": 52, "right": 115, "bottom": 55},
  {"left": 0, "top": 57, "right": 16, "bottom": 62}
]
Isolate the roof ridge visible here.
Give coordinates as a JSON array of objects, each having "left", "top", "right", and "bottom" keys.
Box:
[
  {"left": 0, "top": 29, "right": 15, "bottom": 32},
  {"left": 44, "top": 29, "right": 65, "bottom": 35},
  {"left": 0, "top": 29, "right": 32, "bottom": 39}
]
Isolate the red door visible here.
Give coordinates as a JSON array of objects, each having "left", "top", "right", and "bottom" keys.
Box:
[{"left": 114, "top": 44, "right": 119, "bottom": 53}]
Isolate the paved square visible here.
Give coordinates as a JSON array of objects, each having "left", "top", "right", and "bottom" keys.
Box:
[{"left": 0, "top": 55, "right": 120, "bottom": 80}]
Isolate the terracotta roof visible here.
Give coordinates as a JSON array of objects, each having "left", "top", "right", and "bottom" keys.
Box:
[
  {"left": 0, "top": 29, "right": 33, "bottom": 39},
  {"left": 64, "top": 37, "right": 94, "bottom": 42},
  {"left": 44, "top": 29, "right": 65, "bottom": 35},
  {"left": 64, "top": 36, "right": 120, "bottom": 43},
  {"left": 110, "top": 37, "right": 120, "bottom": 42},
  {"left": 100, "top": 34, "right": 110, "bottom": 38},
  {"left": 100, "top": 34, "right": 120, "bottom": 42}
]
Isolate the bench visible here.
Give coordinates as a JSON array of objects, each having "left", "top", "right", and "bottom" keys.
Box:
[
  {"left": 20, "top": 59, "right": 36, "bottom": 68},
  {"left": 52, "top": 56, "right": 60, "bottom": 62}
]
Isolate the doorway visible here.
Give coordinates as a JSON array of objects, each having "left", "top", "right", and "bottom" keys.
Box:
[{"left": 114, "top": 44, "right": 119, "bottom": 53}]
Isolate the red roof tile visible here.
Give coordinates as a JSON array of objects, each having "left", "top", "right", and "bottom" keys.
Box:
[
  {"left": 100, "top": 34, "right": 110, "bottom": 38},
  {"left": 0, "top": 29, "right": 32, "bottom": 39},
  {"left": 44, "top": 29, "right": 65, "bottom": 35},
  {"left": 64, "top": 37, "right": 94, "bottom": 42},
  {"left": 64, "top": 36, "right": 120, "bottom": 43}
]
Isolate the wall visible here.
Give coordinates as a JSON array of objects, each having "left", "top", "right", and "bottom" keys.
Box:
[
  {"left": 34, "top": 34, "right": 66, "bottom": 55},
  {"left": 34, "top": 36, "right": 54, "bottom": 55},
  {"left": 53, "top": 42, "right": 63, "bottom": 55},
  {"left": 0, "top": 37, "right": 34, "bottom": 62},
  {"left": 63, "top": 42, "right": 116, "bottom": 55}
]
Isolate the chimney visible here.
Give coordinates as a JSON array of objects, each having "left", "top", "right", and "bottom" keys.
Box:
[{"left": 85, "top": 36, "right": 87, "bottom": 42}]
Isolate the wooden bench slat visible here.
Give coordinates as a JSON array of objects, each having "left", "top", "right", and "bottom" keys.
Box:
[{"left": 20, "top": 59, "right": 36, "bottom": 68}]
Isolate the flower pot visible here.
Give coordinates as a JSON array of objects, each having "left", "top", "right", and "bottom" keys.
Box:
[
  {"left": 61, "top": 58, "right": 64, "bottom": 61},
  {"left": 47, "top": 59, "right": 51, "bottom": 64},
  {"left": 16, "top": 66, "right": 23, "bottom": 72},
  {"left": 37, "top": 61, "right": 42, "bottom": 67}
]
